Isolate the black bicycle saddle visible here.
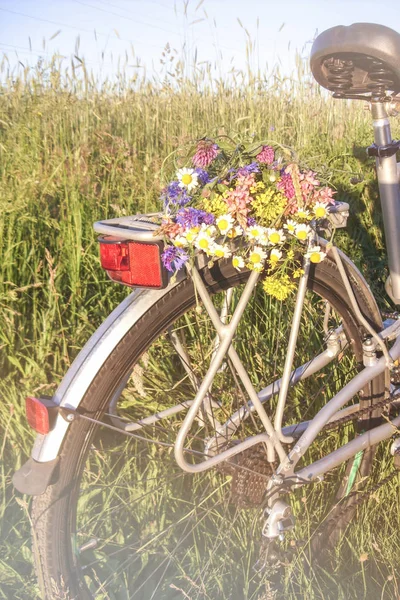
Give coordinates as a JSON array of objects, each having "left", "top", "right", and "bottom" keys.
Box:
[{"left": 310, "top": 23, "right": 400, "bottom": 98}]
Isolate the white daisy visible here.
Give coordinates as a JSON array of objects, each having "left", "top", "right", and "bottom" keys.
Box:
[
  {"left": 232, "top": 255, "right": 245, "bottom": 270},
  {"left": 267, "top": 228, "right": 286, "bottom": 245},
  {"left": 313, "top": 201, "right": 330, "bottom": 219},
  {"left": 216, "top": 214, "right": 234, "bottom": 235},
  {"left": 176, "top": 167, "right": 199, "bottom": 191},
  {"left": 183, "top": 227, "right": 200, "bottom": 243},
  {"left": 227, "top": 225, "right": 243, "bottom": 239},
  {"left": 173, "top": 235, "right": 188, "bottom": 248},
  {"left": 294, "top": 223, "right": 311, "bottom": 241},
  {"left": 283, "top": 219, "right": 297, "bottom": 235},
  {"left": 295, "top": 208, "right": 310, "bottom": 220},
  {"left": 195, "top": 229, "right": 215, "bottom": 254},
  {"left": 258, "top": 233, "right": 270, "bottom": 246},
  {"left": 248, "top": 246, "right": 267, "bottom": 271},
  {"left": 210, "top": 243, "right": 232, "bottom": 259},
  {"left": 199, "top": 223, "right": 217, "bottom": 236},
  {"left": 246, "top": 225, "right": 267, "bottom": 242},
  {"left": 269, "top": 248, "right": 282, "bottom": 263},
  {"left": 305, "top": 246, "right": 326, "bottom": 264}
]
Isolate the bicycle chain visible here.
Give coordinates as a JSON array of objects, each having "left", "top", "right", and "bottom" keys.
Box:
[{"left": 322, "top": 394, "right": 396, "bottom": 433}]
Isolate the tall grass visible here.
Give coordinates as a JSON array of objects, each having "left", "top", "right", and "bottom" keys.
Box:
[{"left": 0, "top": 49, "right": 399, "bottom": 598}]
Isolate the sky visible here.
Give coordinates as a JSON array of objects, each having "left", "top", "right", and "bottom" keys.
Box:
[{"left": 0, "top": 0, "right": 400, "bottom": 82}]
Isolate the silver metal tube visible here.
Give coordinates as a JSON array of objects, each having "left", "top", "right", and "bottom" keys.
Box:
[
  {"left": 274, "top": 261, "right": 310, "bottom": 442},
  {"left": 189, "top": 266, "right": 287, "bottom": 462},
  {"left": 330, "top": 245, "right": 392, "bottom": 365},
  {"left": 28, "top": 245, "right": 384, "bottom": 467},
  {"left": 296, "top": 413, "right": 400, "bottom": 482},
  {"left": 209, "top": 346, "right": 337, "bottom": 449},
  {"left": 168, "top": 327, "right": 221, "bottom": 430},
  {"left": 202, "top": 288, "right": 234, "bottom": 427},
  {"left": 168, "top": 328, "right": 200, "bottom": 391},
  {"left": 174, "top": 266, "right": 286, "bottom": 472},
  {"left": 120, "top": 401, "right": 195, "bottom": 431},
  {"left": 372, "top": 104, "right": 400, "bottom": 300},
  {"left": 280, "top": 333, "right": 400, "bottom": 473},
  {"left": 280, "top": 403, "right": 362, "bottom": 438}
]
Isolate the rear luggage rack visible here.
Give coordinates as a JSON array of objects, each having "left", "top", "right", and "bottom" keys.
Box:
[
  {"left": 93, "top": 202, "right": 349, "bottom": 290},
  {"left": 94, "top": 213, "right": 164, "bottom": 241},
  {"left": 93, "top": 202, "right": 350, "bottom": 242}
]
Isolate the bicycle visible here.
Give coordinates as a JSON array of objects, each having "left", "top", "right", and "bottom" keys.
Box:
[{"left": 13, "top": 22, "right": 400, "bottom": 599}]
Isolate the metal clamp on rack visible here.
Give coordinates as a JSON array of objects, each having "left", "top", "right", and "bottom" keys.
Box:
[
  {"left": 367, "top": 139, "right": 400, "bottom": 159},
  {"left": 316, "top": 201, "right": 350, "bottom": 235}
]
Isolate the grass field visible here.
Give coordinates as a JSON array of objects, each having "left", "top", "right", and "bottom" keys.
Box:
[{"left": 1, "top": 52, "right": 400, "bottom": 599}]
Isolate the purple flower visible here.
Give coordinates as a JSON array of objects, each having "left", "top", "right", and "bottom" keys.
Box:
[
  {"left": 236, "top": 162, "right": 260, "bottom": 176},
  {"left": 175, "top": 207, "right": 215, "bottom": 229},
  {"left": 247, "top": 216, "right": 256, "bottom": 226},
  {"left": 161, "top": 181, "right": 191, "bottom": 209},
  {"left": 161, "top": 246, "right": 189, "bottom": 272},
  {"left": 192, "top": 140, "right": 219, "bottom": 168},
  {"left": 202, "top": 212, "right": 215, "bottom": 225},
  {"left": 277, "top": 172, "right": 295, "bottom": 200},
  {"left": 195, "top": 168, "right": 211, "bottom": 185},
  {"left": 256, "top": 145, "right": 275, "bottom": 165}
]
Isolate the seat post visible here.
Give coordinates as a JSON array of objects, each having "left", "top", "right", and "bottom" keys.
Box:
[{"left": 371, "top": 100, "right": 400, "bottom": 302}]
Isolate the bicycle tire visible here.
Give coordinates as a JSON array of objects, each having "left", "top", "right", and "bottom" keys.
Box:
[{"left": 32, "top": 255, "right": 385, "bottom": 599}]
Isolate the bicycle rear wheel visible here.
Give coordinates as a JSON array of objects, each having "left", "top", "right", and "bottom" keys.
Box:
[{"left": 32, "top": 256, "right": 384, "bottom": 599}]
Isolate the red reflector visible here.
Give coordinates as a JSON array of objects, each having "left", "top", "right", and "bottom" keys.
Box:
[
  {"left": 98, "top": 237, "right": 167, "bottom": 289},
  {"left": 25, "top": 397, "right": 51, "bottom": 434},
  {"left": 128, "top": 242, "right": 163, "bottom": 287},
  {"left": 99, "top": 240, "right": 129, "bottom": 271}
]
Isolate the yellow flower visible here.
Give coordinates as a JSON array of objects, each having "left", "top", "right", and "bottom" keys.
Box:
[
  {"left": 262, "top": 273, "right": 296, "bottom": 300},
  {"left": 202, "top": 193, "right": 228, "bottom": 217},
  {"left": 293, "top": 268, "right": 305, "bottom": 278},
  {"left": 250, "top": 181, "right": 266, "bottom": 193},
  {"left": 251, "top": 188, "right": 287, "bottom": 226}
]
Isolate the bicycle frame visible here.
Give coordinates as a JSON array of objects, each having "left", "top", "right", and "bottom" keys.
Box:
[{"left": 371, "top": 100, "right": 400, "bottom": 301}]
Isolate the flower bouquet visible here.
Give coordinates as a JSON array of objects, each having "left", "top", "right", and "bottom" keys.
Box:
[{"left": 158, "top": 137, "right": 336, "bottom": 300}]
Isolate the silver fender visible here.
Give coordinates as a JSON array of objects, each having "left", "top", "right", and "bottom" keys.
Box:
[
  {"left": 29, "top": 246, "right": 381, "bottom": 464},
  {"left": 31, "top": 280, "right": 182, "bottom": 463}
]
